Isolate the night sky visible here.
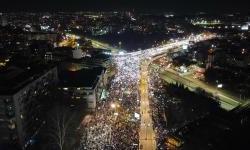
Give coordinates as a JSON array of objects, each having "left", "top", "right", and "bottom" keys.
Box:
[{"left": 0, "top": 0, "right": 249, "bottom": 12}]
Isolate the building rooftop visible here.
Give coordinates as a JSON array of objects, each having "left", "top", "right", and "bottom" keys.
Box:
[
  {"left": 0, "top": 64, "right": 55, "bottom": 95},
  {"left": 58, "top": 66, "right": 104, "bottom": 89}
]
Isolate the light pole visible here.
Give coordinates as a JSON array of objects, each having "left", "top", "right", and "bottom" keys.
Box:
[{"left": 109, "top": 102, "right": 118, "bottom": 146}]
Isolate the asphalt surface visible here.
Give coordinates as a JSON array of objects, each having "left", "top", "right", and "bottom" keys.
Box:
[
  {"left": 158, "top": 68, "right": 242, "bottom": 110},
  {"left": 139, "top": 61, "right": 156, "bottom": 150}
]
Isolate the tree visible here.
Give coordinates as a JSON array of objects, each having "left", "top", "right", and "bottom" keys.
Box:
[{"left": 47, "top": 105, "right": 74, "bottom": 150}]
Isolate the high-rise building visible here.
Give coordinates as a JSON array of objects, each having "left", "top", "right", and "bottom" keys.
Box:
[
  {"left": 0, "top": 65, "right": 58, "bottom": 149},
  {"left": 206, "top": 48, "right": 214, "bottom": 69},
  {"left": 0, "top": 15, "right": 8, "bottom": 27}
]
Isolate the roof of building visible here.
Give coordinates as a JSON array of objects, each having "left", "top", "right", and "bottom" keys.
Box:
[
  {"left": 58, "top": 66, "right": 104, "bottom": 89},
  {"left": 0, "top": 64, "right": 56, "bottom": 95}
]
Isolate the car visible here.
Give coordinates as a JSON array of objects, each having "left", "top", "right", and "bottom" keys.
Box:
[{"left": 140, "top": 144, "right": 143, "bottom": 149}]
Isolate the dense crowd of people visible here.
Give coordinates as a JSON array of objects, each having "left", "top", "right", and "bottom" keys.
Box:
[
  {"left": 78, "top": 33, "right": 215, "bottom": 150},
  {"left": 148, "top": 65, "right": 170, "bottom": 150},
  {"left": 79, "top": 55, "right": 141, "bottom": 150}
]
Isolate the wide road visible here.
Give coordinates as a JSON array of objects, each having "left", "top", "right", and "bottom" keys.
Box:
[
  {"left": 139, "top": 61, "right": 156, "bottom": 150},
  {"left": 158, "top": 68, "right": 242, "bottom": 110},
  {"left": 85, "top": 37, "right": 121, "bottom": 53}
]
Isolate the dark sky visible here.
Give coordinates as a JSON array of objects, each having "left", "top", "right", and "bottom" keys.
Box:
[{"left": 1, "top": 0, "right": 249, "bottom": 12}]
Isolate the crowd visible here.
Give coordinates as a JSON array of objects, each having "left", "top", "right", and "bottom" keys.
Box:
[
  {"left": 78, "top": 33, "right": 215, "bottom": 150},
  {"left": 148, "top": 65, "right": 169, "bottom": 150},
  {"left": 79, "top": 102, "right": 113, "bottom": 149},
  {"left": 79, "top": 55, "right": 141, "bottom": 150}
]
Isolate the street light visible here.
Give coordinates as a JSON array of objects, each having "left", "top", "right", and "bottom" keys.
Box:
[
  {"left": 217, "top": 84, "right": 223, "bottom": 88},
  {"left": 111, "top": 103, "right": 116, "bottom": 109}
]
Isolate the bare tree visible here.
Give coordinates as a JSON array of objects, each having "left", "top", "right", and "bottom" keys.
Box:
[{"left": 47, "top": 106, "right": 74, "bottom": 150}]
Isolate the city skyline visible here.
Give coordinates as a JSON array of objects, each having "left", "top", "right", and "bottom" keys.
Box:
[
  {"left": 0, "top": 6, "right": 250, "bottom": 150},
  {"left": 0, "top": 0, "right": 250, "bottom": 13}
]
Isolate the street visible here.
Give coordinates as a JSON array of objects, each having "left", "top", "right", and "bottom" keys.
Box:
[
  {"left": 159, "top": 68, "right": 242, "bottom": 110},
  {"left": 139, "top": 61, "right": 156, "bottom": 150}
]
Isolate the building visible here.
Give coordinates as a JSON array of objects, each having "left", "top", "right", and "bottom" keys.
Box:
[
  {"left": 165, "top": 134, "right": 184, "bottom": 150},
  {"left": 72, "top": 48, "right": 83, "bottom": 59},
  {"left": 206, "top": 48, "right": 215, "bottom": 69},
  {"left": 58, "top": 63, "right": 107, "bottom": 110},
  {"left": 0, "top": 15, "right": 8, "bottom": 27},
  {"left": 48, "top": 47, "right": 111, "bottom": 67},
  {"left": 24, "top": 32, "right": 58, "bottom": 42},
  {"left": 44, "top": 52, "right": 53, "bottom": 62},
  {"left": 0, "top": 65, "right": 58, "bottom": 149}
]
